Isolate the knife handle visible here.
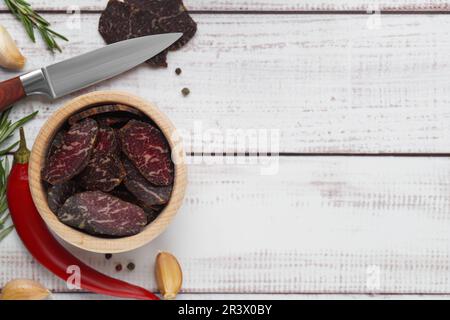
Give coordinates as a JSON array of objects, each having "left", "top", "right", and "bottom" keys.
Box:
[{"left": 0, "top": 77, "right": 26, "bottom": 112}]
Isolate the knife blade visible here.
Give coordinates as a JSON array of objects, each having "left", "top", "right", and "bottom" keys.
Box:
[{"left": 0, "top": 33, "right": 182, "bottom": 111}]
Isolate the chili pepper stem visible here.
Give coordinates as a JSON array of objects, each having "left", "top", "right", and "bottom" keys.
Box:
[{"left": 13, "top": 127, "right": 30, "bottom": 164}]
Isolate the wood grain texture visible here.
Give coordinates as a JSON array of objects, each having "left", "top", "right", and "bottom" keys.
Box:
[
  {"left": 0, "top": 0, "right": 449, "bottom": 11},
  {"left": 2, "top": 13, "right": 450, "bottom": 153},
  {"left": 0, "top": 77, "right": 25, "bottom": 112},
  {"left": 3, "top": 156, "right": 450, "bottom": 294},
  {"left": 29, "top": 91, "right": 187, "bottom": 253}
]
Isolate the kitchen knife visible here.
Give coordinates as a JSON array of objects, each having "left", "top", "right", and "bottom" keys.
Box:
[{"left": 0, "top": 33, "right": 182, "bottom": 111}]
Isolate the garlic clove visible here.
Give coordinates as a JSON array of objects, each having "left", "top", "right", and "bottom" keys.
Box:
[
  {"left": 155, "top": 251, "right": 183, "bottom": 300},
  {"left": 0, "top": 25, "right": 26, "bottom": 70},
  {"left": 0, "top": 279, "right": 50, "bottom": 300}
]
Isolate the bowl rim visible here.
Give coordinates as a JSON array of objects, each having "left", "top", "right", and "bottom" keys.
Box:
[{"left": 29, "top": 90, "right": 187, "bottom": 253}]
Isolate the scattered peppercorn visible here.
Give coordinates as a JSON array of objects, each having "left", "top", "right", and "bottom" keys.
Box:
[
  {"left": 115, "top": 264, "right": 122, "bottom": 272},
  {"left": 181, "top": 87, "right": 190, "bottom": 96},
  {"left": 127, "top": 262, "right": 135, "bottom": 271},
  {"left": 175, "top": 68, "right": 182, "bottom": 75},
  {"left": 105, "top": 253, "right": 112, "bottom": 260}
]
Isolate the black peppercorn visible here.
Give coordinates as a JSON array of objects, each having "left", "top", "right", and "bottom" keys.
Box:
[
  {"left": 105, "top": 253, "right": 112, "bottom": 260},
  {"left": 175, "top": 68, "right": 182, "bottom": 75},
  {"left": 127, "top": 262, "right": 135, "bottom": 271},
  {"left": 181, "top": 87, "right": 190, "bottom": 96}
]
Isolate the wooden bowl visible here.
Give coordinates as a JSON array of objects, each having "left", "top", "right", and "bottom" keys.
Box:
[{"left": 29, "top": 91, "right": 187, "bottom": 253}]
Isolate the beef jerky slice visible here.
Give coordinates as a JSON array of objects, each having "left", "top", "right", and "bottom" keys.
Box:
[
  {"left": 123, "top": 157, "right": 172, "bottom": 206},
  {"left": 111, "top": 184, "right": 160, "bottom": 223},
  {"left": 130, "top": 5, "right": 168, "bottom": 67},
  {"left": 99, "top": 0, "right": 167, "bottom": 67},
  {"left": 98, "top": 0, "right": 197, "bottom": 67},
  {"left": 98, "top": 0, "right": 133, "bottom": 44},
  {"left": 47, "top": 181, "right": 78, "bottom": 213},
  {"left": 111, "top": 184, "right": 139, "bottom": 203},
  {"left": 47, "top": 130, "right": 65, "bottom": 159},
  {"left": 42, "top": 118, "right": 98, "bottom": 185},
  {"left": 96, "top": 115, "right": 134, "bottom": 128},
  {"left": 77, "top": 127, "right": 124, "bottom": 191},
  {"left": 120, "top": 120, "right": 174, "bottom": 186},
  {"left": 58, "top": 191, "right": 147, "bottom": 237},
  {"left": 140, "top": 203, "right": 166, "bottom": 224},
  {"left": 142, "top": 206, "right": 160, "bottom": 224},
  {"left": 96, "top": 126, "right": 119, "bottom": 154},
  {"left": 77, "top": 153, "right": 126, "bottom": 192},
  {"left": 68, "top": 104, "right": 142, "bottom": 125},
  {"left": 127, "top": 0, "right": 197, "bottom": 50}
]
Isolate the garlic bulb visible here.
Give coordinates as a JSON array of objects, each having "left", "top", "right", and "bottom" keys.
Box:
[
  {"left": 155, "top": 251, "right": 183, "bottom": 300},
  {"left": 0, "top": 25, "right": 26, "bottom": 70},
  {"left": 0, "top": 279, "right": 50, "bottom": 300}
]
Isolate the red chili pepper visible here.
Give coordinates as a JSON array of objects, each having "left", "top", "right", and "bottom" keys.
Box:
[{"left": 6, "top": 128, "right": 159, "bottom": 300}]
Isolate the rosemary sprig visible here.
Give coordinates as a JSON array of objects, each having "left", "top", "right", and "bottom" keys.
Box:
[
  {"left": 4, "top": 0, "right": 68, "bottom": 52},
  {"left": 0, "top": 226, "right": 14, "bottom": 242},
  {"left": 0, "top": 109, "right": 38, "bottom": 241}
]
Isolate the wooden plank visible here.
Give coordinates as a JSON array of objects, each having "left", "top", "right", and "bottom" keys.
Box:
[
  {"left": 2, "top": 156, "right": 450, "bottom": 294},
  {"left": 0, "top": 0, "right": 449, "bottom": 12},
  {"left": 2, "top": 13, "right": 450, "bottom": 153}
]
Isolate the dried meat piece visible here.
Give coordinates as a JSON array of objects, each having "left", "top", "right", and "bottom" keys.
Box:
[
  {"left": 98, "top": 0, "right": 134, "bottom": 44},
  {"left": 111, "top": 184, "right": 164, "bottom": 224},
  {"left": 68, "top": 104, "right": 142, "bottom": 125},
  {"left": 77, "top": 153, "right": 126, "bottom": 192},
  {"left": 127, "top": 0, "right": 197, "bottom": 50},
  {"left": 47, "top": 130, "right": 65, "bottom": 159},
  {"left": 128, "top": 0, "right": 182, "bottom": 16},
  {"left": 42, "top": 118, "right": 98, "bottom": 185},
  {"left": 96, "top": 115, "right": 135, "bottom": 127},
  {"left": 123, "top": 157, "right": 172, "bottom": 206},
  {"left": 120, "top": 120, "right": 174, "bottom": 186},
  {"left": 58, "top": 191, "right": 147, "bottom": 237},
  {"left": 95, "top": 126, "right": 119, "bottom": 154},
  {"left": 99, "top": 0, "right": 167, "bottom": 67},
  {"left": 47, "top": 181, "right": 78, "bottom": 213},
  {"left": 140, "top": 203, "right": 165, "bottom": 224},
  {"left": 76, "top": 126, "right": 124, "bottom": 191},
  {"left": 110, "top": 184, "right": 138, "bottom": 203},
  {"left": 142, "top": 206, "right": 160, "bottom": 224},
  {"left": 98, "top": 0, "right": 197, "bottom": 67},
  {"left": 130, "top": 8, "right": 168, "bottom": 67}
]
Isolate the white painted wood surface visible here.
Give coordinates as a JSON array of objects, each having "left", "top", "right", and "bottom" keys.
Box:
[
  {"left": 1, "top": 0, "right": 449, "bottom": 11},
  {"left": 1, "top": 1, "right": 450, "bottom": 300},
  {"left": 3, "top": 157, "right": 450, "bottom": 296},
  {"left": 3, "top": 13, "right": 450, "bottom": 153}
]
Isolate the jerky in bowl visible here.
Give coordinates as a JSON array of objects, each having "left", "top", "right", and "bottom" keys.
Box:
[{"left": 29, "top": 91, "right": 187, "bottom": 253}]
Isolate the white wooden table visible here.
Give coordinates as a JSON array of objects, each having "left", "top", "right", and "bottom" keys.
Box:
[{"left": 2, "top": 0, "right": 450, "bottom": 300}]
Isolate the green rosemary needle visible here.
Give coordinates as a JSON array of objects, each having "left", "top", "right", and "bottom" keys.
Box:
[{"left": 4, "top": 0, "right": 68, "bottom": 52}]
